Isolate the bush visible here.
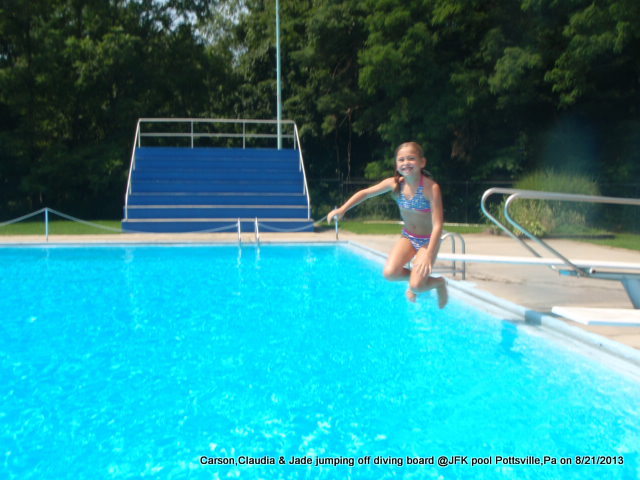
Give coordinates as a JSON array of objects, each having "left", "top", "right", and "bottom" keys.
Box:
[{"left": 492, "top": 170, "right": 600, "bottom": 237}]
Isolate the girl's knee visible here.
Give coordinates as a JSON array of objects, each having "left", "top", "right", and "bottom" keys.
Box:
[
  {"left": 383, "top": 266, "right": 398, "bottom": 280},
  {"left": 383, "top": 264, "right": 405, "bottom": 280},
  {"left": 409, "top": 273, "right": 437, "bottom": 292},
  {"left": 408, "top": 276, "right": 423, "bottom": 291},
  {"left": 411, "top": 275, "right": 443, "bottom": 292}
]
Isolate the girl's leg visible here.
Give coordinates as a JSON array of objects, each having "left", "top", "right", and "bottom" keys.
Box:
[
  {"left": 384, "top": 236, "right": 448, "bottom": 307},
  {"left": 383, "top": 237, "right": 416, "bottom": 281},
  {"left": 408, "top": 271, "right": 448, "bottom": 308}
]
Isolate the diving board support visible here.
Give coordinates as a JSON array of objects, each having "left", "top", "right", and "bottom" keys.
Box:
[
  {"left": 558, "top": 268, "right": 640, "bottom": 309},
  {"left": 622, "top": 278, "right": 640, "bottom": 309}
]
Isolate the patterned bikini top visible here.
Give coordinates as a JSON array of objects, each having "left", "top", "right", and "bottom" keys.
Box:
[{"left": 396, "top": 176, "right": 431, "bottom": 212}]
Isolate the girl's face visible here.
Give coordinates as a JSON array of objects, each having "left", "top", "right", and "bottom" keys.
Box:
[{"left": 396, "top": 146, "right": 426, "bottom": 177}]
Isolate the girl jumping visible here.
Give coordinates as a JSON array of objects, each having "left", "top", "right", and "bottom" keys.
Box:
[{"left": 326, "top": 141, "right": 448, "bottom": 307}]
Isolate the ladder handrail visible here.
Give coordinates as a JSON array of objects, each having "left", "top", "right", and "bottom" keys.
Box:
[
  {"left": 293, "top": 123, "right": 311, "bottom": 219},
  {"left": 441, "top": 231, "right": 467, "bottom": 279},
  {"left": 481, "top": 187, "right": 640, "bottom": 277},
  {"left": 123, "top": 119, "right": 142, "bottom": 220},
  {"left": 255, "top": 217, "right": 260, "bottom": 245}
]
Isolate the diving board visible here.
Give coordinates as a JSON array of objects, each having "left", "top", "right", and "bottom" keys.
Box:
[
  {"left": 552, "top": 307, "right": 640, "bottom": 327},
  {"left": 437, "top": 254, "right": 640, "bottom": 272},
  {"left": 476, "top": 188, "right": 640, "bottom": 309}
]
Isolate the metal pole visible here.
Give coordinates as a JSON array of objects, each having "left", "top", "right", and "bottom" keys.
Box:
[
  {"left": 276, "top": 0, "right": 282, "bottom": 150},
  {"left": 45, "top": 208, "right": 49, "bottom": 242},
  {"left": 255, "top": 217, "right": 260, "bottom": 245}
]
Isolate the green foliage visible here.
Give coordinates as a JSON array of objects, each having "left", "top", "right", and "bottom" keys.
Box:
[
  {"left": 364, "top": 159, "right": 394, "bottom": 180},
  {"left": 1, "top": 0, "right": 640, "bottom": 223},
  {"left": 493, "top": 169, "right": 601, "bottom": 237},
  {"left": 0, "top": 0, "right": 234, "bottom": 217},
  {"left": 345, "top": 194, "right": 398, "bottom": 220},
  {"left": 545, "top": 0, "right": 640, "bottom": 107}
]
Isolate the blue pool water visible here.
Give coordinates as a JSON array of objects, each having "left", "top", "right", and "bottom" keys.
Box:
[{"left": 1, "top": 244, "right": 639, "bottom": 479}]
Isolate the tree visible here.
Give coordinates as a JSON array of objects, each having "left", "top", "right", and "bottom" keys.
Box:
[{"left": 0, "top": 0, "right": 235, "bottom": 216}]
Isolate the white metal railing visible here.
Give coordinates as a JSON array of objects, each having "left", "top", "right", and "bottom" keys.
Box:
[
  {"left": 293, "top": 123, "right": 311, "bottom": 219},
  {"left": 136, "top": 118, "right": 296, "bottom": 148},
  {"left": 440, "top": 231, "right": 466, "bottom": 279},
  {"left": 123, "top": 118, "right": 312, "bottom": 221},
  {"left": 123, "top": 121, "right": 142, "bottom": 220},
  {"left": 481, "top": 188, "right": 640, "bottom": 273},
  {"left": 0, "top": 208, "right": 325, "bottom": 245},
  {"left": 0, "top": 207, "right": 122, "bottom": 242},
  {"left": 255, "top": 217, "right": 260, "bottom": 245},
  {"left": 481, "top": 188, "right": 640, "bottom": 307}
]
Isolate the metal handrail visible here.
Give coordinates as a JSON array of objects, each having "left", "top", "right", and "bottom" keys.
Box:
[
  {"left": 481, "top": 187, "right": 640, "bottom": 277},
  {"left": 255, "top": 217, "right": 260, "bottom": 245},
  {"left": 136, "top": 118, "right": 297, "bottom": 149},
  {"left": 441, "top": 231, "right": 466, "bottom": 279},
  {"left": 0, "top": 207, "right": 123, "bottom": 242},
  {"left": 293, "top": 123, "right": 311, "bottom": 219},
  {"left": 139, "top": 132, "right": 295, "bottom": 141},
  {"left": 123, "top": 120, "right": 142, "bottom": 220}
]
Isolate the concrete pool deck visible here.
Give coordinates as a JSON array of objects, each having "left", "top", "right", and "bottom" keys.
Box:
[{"left": 2, "top": 229, "right": 639, "bottom": 351}]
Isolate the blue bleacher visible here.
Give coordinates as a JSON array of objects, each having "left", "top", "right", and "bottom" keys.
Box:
[{"left": 122, "top": 147, "right": 314, "bottom": 233}]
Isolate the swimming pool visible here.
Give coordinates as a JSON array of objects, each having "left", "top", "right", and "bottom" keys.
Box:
[{"left": 1, "top": 244, "right": 639, "bottom": 479}]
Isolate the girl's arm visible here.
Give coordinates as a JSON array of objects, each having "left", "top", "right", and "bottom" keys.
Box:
[{"left": 326, "top": 177, "right": 395, "bottom": 223}]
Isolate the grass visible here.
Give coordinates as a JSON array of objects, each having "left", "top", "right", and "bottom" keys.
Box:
[
  {"left": 328, "top": 221, "right": 487, "bottom": 235},
  {"left": 574, "top": 233, "right": 640, "bottom": 251},
  {"left": 0, "top": 220, "right": 122, "bottom": 235}
]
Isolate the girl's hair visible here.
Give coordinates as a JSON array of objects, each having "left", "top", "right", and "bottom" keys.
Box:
[{"left": 393, "top": 141, "right": 430, "bottom": 194}]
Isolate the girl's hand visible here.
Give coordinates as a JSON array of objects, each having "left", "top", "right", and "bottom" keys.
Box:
[
  {"left": 326, "top": 208, "right": 343, "bottom": 224},
  {"left": 412, "top": 248, "right": 433, "bottom": 279}
]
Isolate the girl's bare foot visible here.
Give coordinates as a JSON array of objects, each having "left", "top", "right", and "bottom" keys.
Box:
[
  {"left": 436, "top": 281, "right": 448, "bottom": 309},
  {"left": 406, "top": 288, "right": 417, "bottom": 303}
]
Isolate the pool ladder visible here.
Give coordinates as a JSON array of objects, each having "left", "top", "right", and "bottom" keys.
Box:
[
  {"left": 237, "top": 218, "right": 261, "bottom": 246},
  {"left": 439, "top": 231, "right": 467, "bottom": 279}
]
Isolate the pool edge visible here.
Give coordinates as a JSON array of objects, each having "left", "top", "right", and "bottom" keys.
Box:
[{"left": 344, "top": 240, "right": 640, "bottom": 371}]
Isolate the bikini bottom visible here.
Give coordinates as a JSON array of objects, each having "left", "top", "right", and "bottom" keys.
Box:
[{"left": 402, "top": 229, "right": 431, "bottom": 251}]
